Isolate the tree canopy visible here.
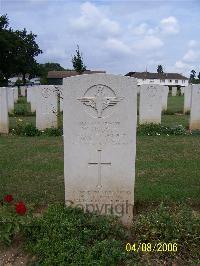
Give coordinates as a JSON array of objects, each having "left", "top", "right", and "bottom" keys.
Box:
[{"left": 0, "top": 14, "right": 42, "bottom": 86}]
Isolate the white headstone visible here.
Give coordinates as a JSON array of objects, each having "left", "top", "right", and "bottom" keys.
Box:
[
  {"left": 184, "top": 85, "right": 192, "bottom": 114},
  {"left": 172, "top": 86, "right": 177, "bottom": 96},
  {"left": 161, "top": 85, "right": 169, "bottom": 111},
  {"left": 13, "top": 87, "right": 18, "bottom": 103},
  {"left": 0, "top": 87, "right": 9, "bottom": 134},
  {"left": 36, "top": 85, "right": 58, "bottom": 130},
  {"left": 20, "top": 86, "right": 26, "bottom": 97},
  {"left": 180, "top": 87, "right": 184, "bottom": 95},
  {"left": 7, "top": 88, "right": 14, "bottom": 112},
  {"left": 63, "top": 74, "right": 137, "bottom": 227},
  {"left": 27, "top": 87, "right": 37, "bottom": 112},
  {"left": 139, "top": 84, "right": 162, "bottom": 124},
  {"left": 55, "top": 85, "right": 63, "bottom": 112},
  {"left": 190, "top": 85, "right": 200, "bottom": 130}
]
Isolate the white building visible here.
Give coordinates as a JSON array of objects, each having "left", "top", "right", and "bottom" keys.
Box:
[{"left": 125, "top": 72, "right": 189, "bottom": 88}]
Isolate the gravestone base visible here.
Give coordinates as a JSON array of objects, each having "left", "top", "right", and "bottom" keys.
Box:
[{"left": 65, "top": 189, "right": 133, "bottom": 227}]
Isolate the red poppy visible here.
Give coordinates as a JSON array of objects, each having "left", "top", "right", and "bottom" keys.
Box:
[
  {"left": 15, "top": 201, "right": 27, "bottom": 215},
  {"left": 4, "top": 194, "right": 14, "bottom": 203}
]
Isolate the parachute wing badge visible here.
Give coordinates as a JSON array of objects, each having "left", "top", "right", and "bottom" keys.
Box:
[
  {"left": 102, "top": 97, "right": 124, "bottom": 111},
  {"left": 77, "top": 97, "right": 96, "bottom": 110}
]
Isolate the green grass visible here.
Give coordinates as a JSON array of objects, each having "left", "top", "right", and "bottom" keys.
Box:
[
  {"left": 135, "top": 135, "right": 200, "bottom": 206},
  {"left": 167, "top": 95, "right": 184, "bottom": 113},
  {"left": 0, "top": 136, "right": 64, "bottom": 204},
  {"left": 0, "top": 135, "right": 199, "bottom": 208},
  {"left": 161, "top": 114, "right": 189, "bottom": 128}
]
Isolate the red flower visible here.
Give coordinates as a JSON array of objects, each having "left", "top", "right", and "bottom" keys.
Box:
[
  {"left": 15, "top": 202, "right": 27, "bottom": 215},
  {"left": 4, "top": 194, "right": 14, "bottom": 203}
]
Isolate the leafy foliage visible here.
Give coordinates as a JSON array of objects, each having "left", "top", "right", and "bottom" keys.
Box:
[
  {"left": 11, "top": 123, "right": 63, "bottom": 137},
  {"left": 23, "top": 205, "right": 136, "bottom": 265},
  {"left": 0, "top": 201, "right": 31, "bottom": 246},
  {"left": 137, "top": 123, "right": 187, "bottom": 136}
]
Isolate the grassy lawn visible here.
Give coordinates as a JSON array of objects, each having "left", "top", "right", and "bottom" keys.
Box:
[
  {"left": 1, "top": 135, "right": 199, "bottom": 208},
  {"left": 167, "top": 95, "right": 184, "bottom": 113}
]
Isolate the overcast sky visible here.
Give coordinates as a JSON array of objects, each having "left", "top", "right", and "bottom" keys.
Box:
[{"left": 1, "top": 0, "right": 200, "bottom": 76}]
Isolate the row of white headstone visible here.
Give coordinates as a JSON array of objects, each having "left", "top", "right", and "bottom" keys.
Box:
[{"left": 0, "top": 80, "right": 200, "bottom": 134}]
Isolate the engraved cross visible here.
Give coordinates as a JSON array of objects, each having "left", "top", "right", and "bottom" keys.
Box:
[{"left": 88, "top": 149, "right": 111, "bottom": 188}]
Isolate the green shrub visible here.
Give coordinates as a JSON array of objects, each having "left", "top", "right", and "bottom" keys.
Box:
[
  {"left": 0, "top": 201, "right": 32, "bottom": 246},
  {"left": 137, "top": 123, "right": 187, "bottom": 136},
  {"left": 11, "top": 123, "right": 63, "bottom": 137},
  {"left": 43, "top": 128, "right": 63, "bottom": 136},
  {"left": 11, "top": 123, "right": 41, "bottom": 136},
  {"left": 23, "top": 205, "right": 137, "bottom": 265}
]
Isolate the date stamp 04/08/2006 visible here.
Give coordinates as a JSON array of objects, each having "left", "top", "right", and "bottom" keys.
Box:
[{"left": 125, "top": 243, "right": 178, "bottom": 253}]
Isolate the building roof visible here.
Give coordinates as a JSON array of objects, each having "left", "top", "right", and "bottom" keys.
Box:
[
  {"left": 47, "top": 70, "right": 106, "bottom": 79},
  {"left": 125, "top": 72, "right": 189, "bottom": 80}
]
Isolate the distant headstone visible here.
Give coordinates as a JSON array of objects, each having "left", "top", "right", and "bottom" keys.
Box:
[
  {"left": 56, "top": 85, "right": 63, "bottom": 112},
  {"left": 180, "top": 87, "right": 184, "bottom": 95},
  {"left": 184, "top": 85, "right": 192, "bottom": 114},
  {"left": 27, "top": 87, "right": 37, "bottom": 112},
  {"left": 13, "top": 87, "right": 18, "bottom": 103},
  {"left": 36, "top": 85, "right": 58, "bottom": 130},
  {"left": 190, "top": 85, "right": 200, "bottom": 130},
  {"left": 63, "top": 74, "right": 137, "bottom": 227},
  {"left": 172, "top": 87, "right": 177, "bottom": 96},
  {"left": 161, "top": 85, "right": 169, "bottom": 111},
  {"left": 0, "top": 87, "right": 9, "bottom": 134},
  {"left": 20, "top": 86, "right": 26, "bottom": 97},
  {"left": 7, "top": 88, "right": 14, "bottom": 112},
  {"left": 139, "top": 84, "right": 162, "bottom": 124}
]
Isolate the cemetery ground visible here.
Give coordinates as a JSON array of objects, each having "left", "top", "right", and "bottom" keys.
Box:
[{"left": 0, "top": 96, "right": 199, "bottom": 265}]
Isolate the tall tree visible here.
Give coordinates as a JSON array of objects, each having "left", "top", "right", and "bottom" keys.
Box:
[
  {"left": 14, "top": 29, "right": 42, "bottom": 84},
  {"left": 72, "top": 45, "right": 86, "bottom": 74},
  {"left": 157, "top": 65, "right": 164, "bottom": 74}
]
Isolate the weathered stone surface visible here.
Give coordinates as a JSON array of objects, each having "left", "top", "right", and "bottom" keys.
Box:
[
  {"left": 161, "top": 85, "right": 169, "bottom": 111},
  {"left": 139, "top": 84, "right": 162, "bottom": 124},
  {"left": 180, "top": 87, "right": 184, "bottom": 95},
  {"left": 20, "top": 86, "right": 26, "bottom": 97},
  {"left": 7, "top": 88, "right": 14, "bottom": 112},
  {"left": 36, "top": 85, "right": 58, "bottom": 130},
  {"left": 184, "top": 85, "right": 192, "bottom": 113},
  {"left": 172, "top": 86, "right": 177, "bottom": 96},
  {"left": 190, "top": 85, "right": 200, "bottom": 130},
  {"left": 0, "top": 87, "right": 9, "bottom": 134},
  {"left": 13, "top": 87, "right": 18, "bottom": 103},
  {"left": 63, "top": 74, "right": 137, "bottom": 226},
  {"left": 27, "top": 87, "right": 37, "bottom": 112}
]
